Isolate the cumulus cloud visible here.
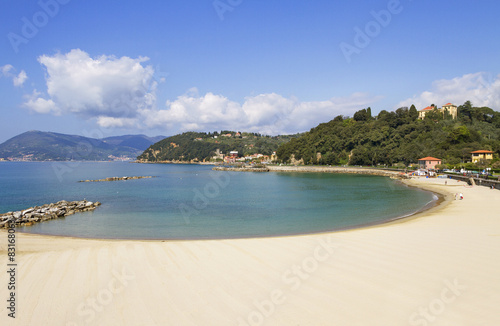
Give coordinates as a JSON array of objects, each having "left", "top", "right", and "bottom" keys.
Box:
[
  {"left": 96, "top": 116, "right": 138, "bottom": 128},
  {"left": 24, "top": 92, "right": 58, "bottom": 114},
  {"left": 398, "top": 72, "right": 500, "bottom": 110},
  {"left": 19, "top": 49, "right": 388, "bottom": 134},
  {"left": 141, "top": 91, "right": 380, "bottom": 135},
  {"left": 0, "top": 64, "right": 27, "bottom": 87},
  {"left": 24, "top": 49, "right": 156, "bottom": 123}
]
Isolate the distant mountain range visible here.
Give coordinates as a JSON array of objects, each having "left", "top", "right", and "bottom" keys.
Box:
[{"left": 0, "top": 131, "right": 166, "bottom": 161}]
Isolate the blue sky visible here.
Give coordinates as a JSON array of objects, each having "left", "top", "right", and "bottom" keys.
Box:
[{"left": 1, "top": 0, "right": 500, "bottom": 143}]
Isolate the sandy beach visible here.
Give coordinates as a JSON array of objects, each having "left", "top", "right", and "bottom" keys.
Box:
[{"left": 1, "top": 176, "right": 499, "bottom": 326}]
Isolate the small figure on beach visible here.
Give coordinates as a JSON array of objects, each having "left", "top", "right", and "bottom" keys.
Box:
[
  {"left": 445, "top": 181, "right": 447, "bottom": 185},
  {"left": 459, "top": 193, "right": 464, "bottom": 200}
]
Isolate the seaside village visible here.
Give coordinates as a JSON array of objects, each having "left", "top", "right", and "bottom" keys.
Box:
[
  {"left": 212, "top": 103, "right": 496, "bottom": 178},
  {"left": 413, "top": 103, "right": 494, "bottom": 177},
  {"left": 213, "top": 148, "right": 277, "bottom": 165}
]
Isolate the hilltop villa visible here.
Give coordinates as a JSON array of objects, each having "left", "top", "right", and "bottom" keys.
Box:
[
  {"left": 418, "top": 103, "right": 458, "bottom": 120},
  {"left": 418, "top": 157, "right": 441, "bottom": 170},
  {"left": 471, "top": 150, "right": 494, "bottom": 163}
]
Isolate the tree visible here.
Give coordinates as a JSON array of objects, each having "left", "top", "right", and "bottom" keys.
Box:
[
  {"left": 409, "top": 105, "right": 418, "bottom": 120},
  {"left": 275, "top": 103, "right": 500, "bottom": 167},
  {"left": 353, "top": 109, "right": 370, "bottom": 121},
  {"left": 425, "top": 108, "right": 443, "bottom": 121}
]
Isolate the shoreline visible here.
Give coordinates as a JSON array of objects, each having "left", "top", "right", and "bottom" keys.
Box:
[
  {"left": 1, "top": 173, "right": 499, "bottom": 325},
  {"left": 9, "top": 167, "right": 434, "bottom": 241}
]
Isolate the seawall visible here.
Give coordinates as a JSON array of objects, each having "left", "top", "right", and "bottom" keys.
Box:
[{"left": 266, "top": 165, "right": 404, "bottom": 178}]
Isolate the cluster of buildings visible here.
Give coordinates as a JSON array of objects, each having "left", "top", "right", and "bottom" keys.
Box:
[
  {"left": 1, "top": 154, "right": 35, "bottom": 161},
  {"left": 213, "top": 150, "right": 277, "bottom": 164},
  {"left": 213, "top": 132, "right": 243, "bottom": 139},
  {"left": 418, "top": 103, "right": 458, "bottom": 120},
  {"left": 107, "top": 155, "right": 134, "bottom": 161},
  {"left": 417, "top": 150, "right": 495, "bottom": 170}
]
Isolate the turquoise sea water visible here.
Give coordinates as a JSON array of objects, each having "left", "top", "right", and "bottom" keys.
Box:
[{"left": 0, "top": 162, "right": 436, "bottom": 239}]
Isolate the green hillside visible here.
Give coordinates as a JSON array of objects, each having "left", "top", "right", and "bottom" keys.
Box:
[
  {"left": 137, "top": 131, "right": 297, "bottom": 162},
  {"left": 276, "top": 101, "right": 500, "bottom": 169},
  {"left": 0, "top": 131, "right": 150, "bottom": 161}
]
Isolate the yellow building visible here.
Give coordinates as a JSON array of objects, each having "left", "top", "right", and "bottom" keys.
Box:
[
  {"left": 418, "top": 103, "right": 457, "bottom": 120},
  {"left": 442, "top": 103, "right": 458, "bottom": 119},
  {"left": 471, "top": 150, "right": 494, "bottom": 163}
]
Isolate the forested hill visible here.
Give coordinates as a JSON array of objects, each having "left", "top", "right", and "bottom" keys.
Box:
[
  {"left": 276, "top": 101, "right": 500, "bottom": 168},
  {"left": 137, "top": 131, "right": 296, "bottom": 162}
]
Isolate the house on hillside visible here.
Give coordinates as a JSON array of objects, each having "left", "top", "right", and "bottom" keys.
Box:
[
  {"left": 442, "top": 103, "right": 458, "bottom": 119},
  {"left": 471, "top": 150, "right": 494, "bottom": 163},
  {"left": 418, "top": 103, "right": 457, "bottom": 120},
  {"left": 224, "top": 151, "right": 239, "bottom": 164},
  {"left": 418, "top": 157, "right": 441, "bottom": 170}
]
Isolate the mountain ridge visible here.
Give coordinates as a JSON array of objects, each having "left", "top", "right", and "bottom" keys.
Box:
[{"left": 0, "top": 131, "right": 166, "bottom": 161}]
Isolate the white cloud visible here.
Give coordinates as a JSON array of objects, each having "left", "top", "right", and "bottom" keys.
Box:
[
  {"left": 19, "top": 48, "right": 388, "bottom": 135},
  {"left": 13, "top": 70, "right": 28, "bottom": 87},
  {"left": 96, "top": 116, "right": 137, "bottom": 128},
  {"left": 24, "top": 97, "right": 58, "bottom": 114},
  {"left": 1, "top": 64, "right": 13, "bottom": 75},
  {"left": 24, "top": 49, "right": 156, "bottom": 122},
  {"left": 0, "top": 64, "right": 27, "bottom": 87},
  {"left": 141, "top": 91, "right": 380, "bottom": 135},
  {"left": 398, "top": 72, "right": 500, "bottom": 110}
]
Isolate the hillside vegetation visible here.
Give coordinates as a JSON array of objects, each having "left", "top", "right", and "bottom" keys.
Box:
[
  {"left": 0, "top": 131, "right": 160, "bottom": 161},
  {"left": 137, "top": 131, "right": 297, "bottom": 162},
  {"left": 276, "top": 101, "right": 500, "bottom": 169}
]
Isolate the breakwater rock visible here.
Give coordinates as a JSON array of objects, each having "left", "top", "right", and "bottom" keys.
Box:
[
  {"left": 212, "top": 166, "right": 270, "bottom": 172},
  {"left": 79, "top": 176, "right": 155, "bottom": 182},
  {"left": 0, "top": 200, "right": 101, "bottom": 228}
]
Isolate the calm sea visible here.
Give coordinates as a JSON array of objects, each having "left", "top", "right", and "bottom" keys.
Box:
[{"left": 0, "top": 162, "right": 435, "bottom": 239}]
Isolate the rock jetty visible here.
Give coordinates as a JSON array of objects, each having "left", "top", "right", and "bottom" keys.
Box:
[
  {"left": 79, "top": 176, "right": 155, "bottom": 182},
  {"left": 0, "top": 200, "right": 101, "bottom": 228}
]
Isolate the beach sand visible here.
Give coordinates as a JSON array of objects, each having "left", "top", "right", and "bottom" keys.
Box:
[{"left": 1, "top": 177, "right": 499, "bottom": 325}]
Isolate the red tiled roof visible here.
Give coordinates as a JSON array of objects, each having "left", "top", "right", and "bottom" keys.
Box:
[
  {"left": 470, "top": 150, "right": 494, "bottom": 154},
  {"left": 421, "top": 106, "right": 434, "bottom": 111},
  {"left": 418, "top": 157, "right": 441, "bottom": 161},
  {"left": 443, "top": 103, "right": 454, "bottom": 106}
]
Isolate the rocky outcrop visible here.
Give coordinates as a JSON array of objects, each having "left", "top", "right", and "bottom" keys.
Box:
[
  {"left": 0, "top": 200, "right": 101, "bottom": 228},
  {"left": 78, "top": 176, "right": 155, "bottom": 182}
]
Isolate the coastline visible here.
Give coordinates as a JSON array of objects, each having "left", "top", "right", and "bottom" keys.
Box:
[
  {"left": 1, "top": 176, "right": 499, "bottom": 324},
  {"left": 267, "top": 164, "right": 403, "bottom": 177}
]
